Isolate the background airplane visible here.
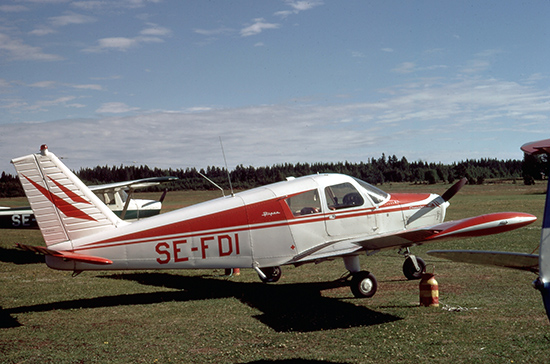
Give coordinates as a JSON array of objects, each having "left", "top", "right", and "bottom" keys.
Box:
[
  {"left": 0, "top": 176, "right": 177, "bottom": 229},
  {"left": 13, "top": 145, "right": 535, "bottom": 298},
  {"left": 428, "top": 138, "right": 550, "bottom": 321}
]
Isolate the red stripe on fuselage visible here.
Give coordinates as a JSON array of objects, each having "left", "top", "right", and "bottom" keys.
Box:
[
  {"left": 385, "top": 193, "right": 432, "bottom": 206},
  {"left": 76, "top": 193, "right": 433, "bottom": 252}
]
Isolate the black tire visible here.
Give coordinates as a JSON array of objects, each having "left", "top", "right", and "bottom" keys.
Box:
[
  {"left": 402, "top": 256, "right": 426, "bottom": 280},
  {"left": 259, "top": 266, "right": 282, "bottom": 283},
  {"left": 350, "top": 271, "right": 378, "bottom": 298}
]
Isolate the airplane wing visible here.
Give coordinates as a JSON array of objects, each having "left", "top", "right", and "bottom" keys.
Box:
[
  {"left": 16, "top": 243, "right": 112, "bottom": 265},
  {"left": 426, "top": 250, "right": 539, "bottom": 273},
  {"left": 88, "top": 176, "right": 178, "bottom": 192},
  {"left": 289, "top": 212, "right": 536, "bottom": 264}
]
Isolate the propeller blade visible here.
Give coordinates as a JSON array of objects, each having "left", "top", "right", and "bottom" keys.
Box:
[
  {"left": 406, "top": 177, "right": 467, "bottom": 226},
  {"left": 441, "top": 177, "right": 467, "bottom": 202}
]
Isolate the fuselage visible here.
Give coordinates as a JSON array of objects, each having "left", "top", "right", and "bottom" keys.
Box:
[{"left": 45, "top": 174, "right": 447, "bottom": 271}]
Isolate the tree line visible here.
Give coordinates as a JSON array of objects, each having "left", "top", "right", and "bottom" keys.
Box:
[{"left": 1, "top": 154, "right": 548, "bottom": 198}]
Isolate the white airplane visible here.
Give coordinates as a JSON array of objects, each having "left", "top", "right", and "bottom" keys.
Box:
[
  {"left": 89, "top": 177, "right": 176, "bottom": 220},
  {"left": 428, "top": 138, "right": 550, "bottom": 321},
  {"left": 12, "top": 145, "right": 536, "bottom": 298},
  {"left": 0, "top": 176, "right": 176, "bottom": 229}
]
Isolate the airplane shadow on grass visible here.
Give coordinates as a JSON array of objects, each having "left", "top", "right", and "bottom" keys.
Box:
[
  {"left": 0, "top": 246, "right": 44, "bottom": 264},
  {"left": 4, "top": 272, "right": 401, "bottom": 332}
]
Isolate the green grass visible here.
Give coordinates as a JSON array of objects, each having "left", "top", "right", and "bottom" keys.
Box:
[{"left": 1, "top": 182, "right": 550, "bottom": 363}]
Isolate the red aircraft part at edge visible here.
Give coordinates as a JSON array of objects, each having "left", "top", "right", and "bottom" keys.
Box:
[{"left": 426, "top": 212, "right": 536, "bottom": 240}]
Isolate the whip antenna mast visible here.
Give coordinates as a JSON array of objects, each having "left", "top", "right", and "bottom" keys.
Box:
[{"left": 220, "top": 137, "right": 234, "bottom": 197}]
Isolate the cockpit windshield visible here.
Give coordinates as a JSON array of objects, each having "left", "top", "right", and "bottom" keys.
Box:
[{"left": 352, "top": 177, "right": 389, "bottom": 204}]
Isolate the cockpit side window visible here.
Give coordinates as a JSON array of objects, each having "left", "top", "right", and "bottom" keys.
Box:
[
  {"left": 98, "top": 192, "right": 117, "bottom": 205},
  {"left": 284, "top": 189, "right": 322, "bottom": 217},
  {"left": 325, "top": 183, "right": 365, "bottom": 210}
]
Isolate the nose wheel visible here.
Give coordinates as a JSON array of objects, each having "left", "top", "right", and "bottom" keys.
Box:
[{"left": 402, "top": 255, "right": 426, "bottom": 280}]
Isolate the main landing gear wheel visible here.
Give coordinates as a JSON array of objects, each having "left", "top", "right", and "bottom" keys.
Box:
[
  {"left": 350, "top": 271, "right": 378, "bottom": 298},
  {"left": 402, "top": 256, "right": 426, "bottom": 280},
  {"left": 259, "top": 266, "right": 282, "bottom": 283}
]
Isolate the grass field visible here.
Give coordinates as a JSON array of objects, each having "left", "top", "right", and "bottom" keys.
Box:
[{"left": 1, "top": 182, "right": 550, "bottom": 363}]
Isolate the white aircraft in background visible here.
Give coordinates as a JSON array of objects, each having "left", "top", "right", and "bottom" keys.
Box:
[
  {"left": 13, "top": 145, "right": 535, "bottom": 298},
  {"left": 0, "top": 176, "right": 177, "bottom": 229},
  {"left": 428, "top": 138, "right": 550, "bottom": 321}
]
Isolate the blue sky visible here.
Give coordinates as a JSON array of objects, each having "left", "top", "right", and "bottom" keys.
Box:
[{"left": 0, "top": 0, "right": 549, "bottom": 174}]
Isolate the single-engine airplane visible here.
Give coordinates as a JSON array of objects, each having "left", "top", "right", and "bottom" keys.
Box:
[
  {"left": 428, "top": 138, "right": 550, "bottom": 321},
  {"left": 0, "top": 176, "right": 177, "bottom": 229},
  {"left": 12, "top": 145, "right": 536, "bottom": 298}
]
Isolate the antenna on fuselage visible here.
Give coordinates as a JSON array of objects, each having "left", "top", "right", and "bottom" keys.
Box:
[{"left": 219, "top": 137, "right": 234, "bottom": 197}]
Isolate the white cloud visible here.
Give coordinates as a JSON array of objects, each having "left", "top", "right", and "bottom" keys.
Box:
[
  {"left": 100, "top": 37, "right": 138, "bottom": 49},
  {"left": 84, "top": 24, "right": 170, "bottom": 52},
  {"left": 29, "top": 27, "right": 57, "bottom": 36},
  {"left": 0, "top": 78, "right": 11, "bottom": 88},
  {"left": 286, "top": 0, "right": 323, "bottom": 12},
  {"left": 96, "top": 102, "right": 139, "bottom": 113},
  {"left": 71, "top": 1, "right": 107, "bottom": 10},
  {"left": 2, "top": 75, "right": 548, "bottom": 174},
  {"left": 71, "top": 0, "right": 162, "bottom": 10},
  {"left": 194, "top": 27, "right": 234, "bottom": 36},
  {"left": 391, "top": 62, "right": 448, "bottom": 74},
  {"left": 85, "top": 37, "right": 139, "bottom": 52},
  {"left": 29, "top": 96, "right": 78, "bottom": 111},
  {"left": 29, "top": 81, "right": 57, "bottom": 88},
  {"left": 71, "top": 84, "right": 102, "bottom": 91},
  {"left": 0, "top": 5, "right": 29, "bottom": 12},
  {"left": 276, "top": 0, "right": 323, "bottom": 17},
  {"left": 140, "top": 24, "right": 171, "bottom": 37},
  {"left": 240, "top": 18, "right": 280, "bottom": 37},
  {"left": 460, "top": 59, "right": 491, "bottom": 74},
  {"left": 49, "top": 12, "right": 96, "bottom": 27},
  {"left": 0, "top": 33, "right": 63, "bottom": 61},
  {"left": 27, "top": 81, "right": 102, "bottom": 91},
  {"left": 392, "top": 62, "right": 416, "bottom": 74}
]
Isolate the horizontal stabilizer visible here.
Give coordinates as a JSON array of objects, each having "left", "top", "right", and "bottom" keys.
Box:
[
  {"left": 16, "top": 243, "right": 112, "bottom": 265},
  {"left": 427, "top": 250, "right": 539, "bottom": 273}
]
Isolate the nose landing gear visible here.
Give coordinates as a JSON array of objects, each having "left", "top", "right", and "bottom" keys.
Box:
[{"left": 400, "top": 248, "right": 426, "bottom": 280}]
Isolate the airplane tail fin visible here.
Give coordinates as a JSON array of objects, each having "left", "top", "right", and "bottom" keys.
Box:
[{"left": 11, "top": 145, "right": 126, "bottom": 247}]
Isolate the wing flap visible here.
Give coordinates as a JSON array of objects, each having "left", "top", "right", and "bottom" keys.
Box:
[{"left": 16, "top": 243, "right": 112, "bottom": 265}]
